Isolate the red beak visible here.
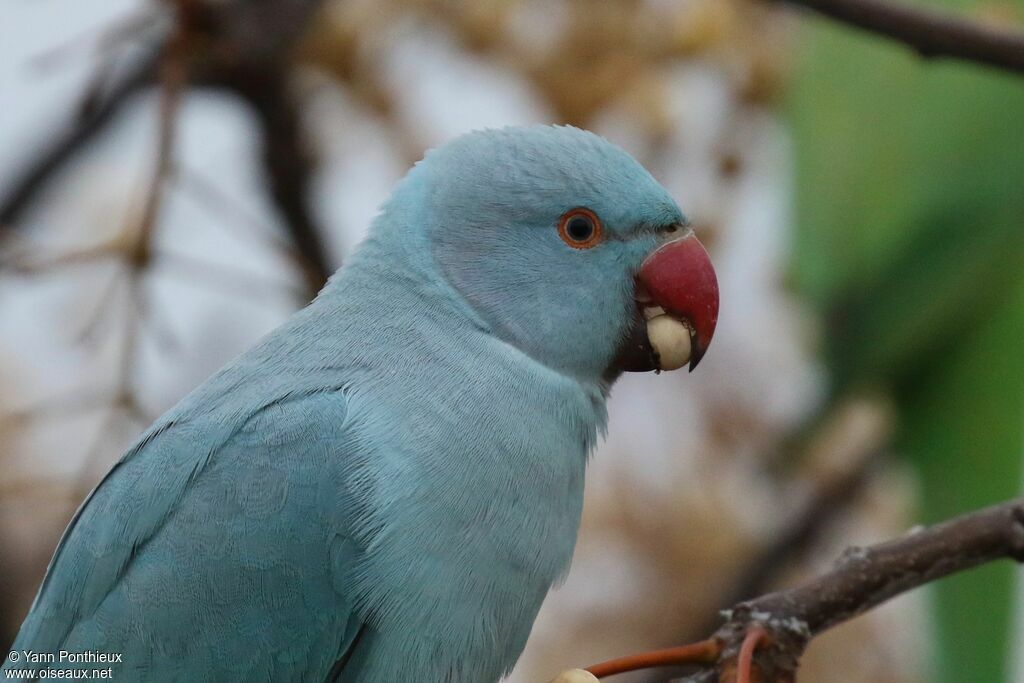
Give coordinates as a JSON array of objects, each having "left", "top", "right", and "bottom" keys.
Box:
[{"left": 636, "top": 233, "right": 719, "bottom": 370}]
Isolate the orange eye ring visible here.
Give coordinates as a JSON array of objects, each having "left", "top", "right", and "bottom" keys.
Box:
[{"left": 558, "top": 208, "right": 603, "bottom": 249}]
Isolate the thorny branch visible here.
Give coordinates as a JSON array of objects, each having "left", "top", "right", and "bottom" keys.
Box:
[
  {"left": 776, "top": 0, "right": 1024, "bottom": 74},
  {"left": 584, "top": 497, "right": 1024, "bottom": 681}
]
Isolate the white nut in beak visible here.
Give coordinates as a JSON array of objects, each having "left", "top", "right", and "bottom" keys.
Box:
[
  {"left": 547, "top": 670, "right": 600, "bottom": 683},
  {"left": 646, "top": 314, "right": 693, "bottom": 371}
]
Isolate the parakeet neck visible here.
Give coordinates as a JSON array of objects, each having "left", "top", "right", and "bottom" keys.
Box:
[{"left": 316, "top": 210, "right": 610, "bottom": 447}]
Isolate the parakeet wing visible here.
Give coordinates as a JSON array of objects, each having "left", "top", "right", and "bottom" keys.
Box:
[{"left": 8, "top": 386, "right": 362, "bottom": 682}]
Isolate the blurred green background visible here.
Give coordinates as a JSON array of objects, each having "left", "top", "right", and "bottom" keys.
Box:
[{"left": 788, "top": 2, "right": 1024, "bottom": 679}]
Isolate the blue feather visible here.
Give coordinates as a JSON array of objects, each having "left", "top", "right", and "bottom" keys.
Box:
[{"left": 5, "top": 125, "right": 684, "bottom": 681}]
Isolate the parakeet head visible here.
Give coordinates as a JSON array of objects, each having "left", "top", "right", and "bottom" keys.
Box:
[{"left": 381, "top": 125, "right": 718, "bottom": 384}]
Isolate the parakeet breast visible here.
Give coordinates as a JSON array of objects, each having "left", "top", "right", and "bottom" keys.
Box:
[
  {"left": 345, "top": 355, "right": 598, "bottom": 681},
  {"left": 300, "top": 238, "right": 608, "bottom": 681}
]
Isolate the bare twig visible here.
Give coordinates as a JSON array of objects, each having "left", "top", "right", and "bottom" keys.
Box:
[
  {"left": 130, "top": 7, "right": 188, "bottom": 252},
  {"left": 733, "top": 628, "right": 769, "bottom": 683},
  {"left": 0, "top": 0, "right": 333, "bottom": 297},
  {"left": 17, "top": 6, "right": 170, "bottom": 222},
  {"left": 0, "top": 53, "right": 158, "bottom": 229},
  {"left": 723, "top": 497, "right": 1024, "bottom": 641},
  {"left": 776, "top": 0, "right": 1024, "bottom": 74},
  {"left": 0, "top": 1, "right": 329, "bottom": 480},
  {"left": 175, "top": 165, "right": 303, "bottom": 261},
  {"left": 228, "top": 68, "right": 332, "bottom": 296},
  {"left": 586, "top": 641, "right": 721, "bottom": 678},
  {"left": 29, "top": 8, "right": 163, "bottom": 72},
  {"left": 586, "top": 497, "right": 1024, "bottom": 681}
]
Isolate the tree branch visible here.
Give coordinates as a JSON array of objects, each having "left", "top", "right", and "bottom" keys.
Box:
[
  {"left": 726, "top": 495, "right": 1023, "bottom": 633},
  {"left": 222, "top": 66, "right": 331, "bottom": 295},
  {"left": 777, "top": 0, "right": 1024, "bottom": 75},
  {"left": 582, "top": 497, "right": 1024, "bottom": 681},
  {"left": 0, "top": 53, "right": 158, "bottom": 228},
  {"left": 0, "top": 0, "right": 333, "bottom": 297}
]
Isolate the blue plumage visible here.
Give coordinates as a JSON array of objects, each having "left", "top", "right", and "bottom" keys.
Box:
[{"left": 5, "top": 125, "right": 701, "bottom": 681}]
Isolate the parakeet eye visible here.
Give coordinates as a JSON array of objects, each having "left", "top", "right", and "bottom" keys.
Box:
[{"left": 558, "top": 208, "right": 603, "bottom": 249}]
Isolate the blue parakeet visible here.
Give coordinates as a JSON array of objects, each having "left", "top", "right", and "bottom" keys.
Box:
[{"left": 4, "top": 125, "right": 719, "bottom": 682}]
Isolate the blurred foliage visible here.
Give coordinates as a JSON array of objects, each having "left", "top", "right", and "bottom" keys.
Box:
[
  {"left": 301, "top": 0, "right": 790, "bottom": 141},
  {"left": 785, "top": 2, "right": 1024, "bottom": 680}
]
